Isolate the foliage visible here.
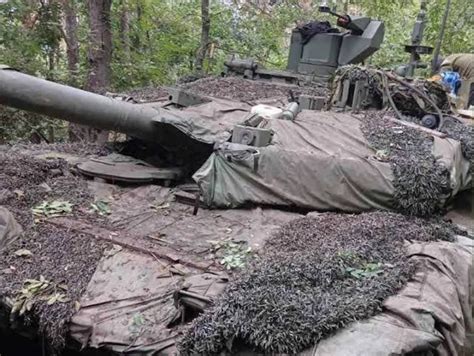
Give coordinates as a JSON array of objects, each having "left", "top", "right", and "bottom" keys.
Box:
[
  {"left": 0, "top": 106, "right": 67, "bottom": 144},
  {"left": 218, "top": 241, "right": 252, "bottom": 270},
  {"left": 1, "top": 0, "right": 472, "bottom": 87},
  {"left": 357, "top": 0, "right": 474, "bottom": 70},
  {"left": 0, "top": 0, "right": 64, "bottom": 78},
  {"left": 129, "top": 312, "right": 147, "bottom": 339},
  {"left": 0, "top": 0, "right": 70, "bottom": 143},
  {"left": 362, "top": 0, "right": 417, "bottom": 68},
  {"left": 11, "top": 275, "right": 69, "bottom": 317},
  {"left": 425, "top": 0, "right": 474, "bottom": 56},
  {"left": 345, "top": 262, "right": 387, "bottom": 279},
  {"left": 0, "top": 0, "right": 473, "bottom": 143},
  {"left": 110, "top": 0, "right": 201, "bottom": 88},
  {"left": 0, "top": 1, "right": 45, "bottom": 76},
  {"left": 32, "top": 200, "right": 73, "bottom": 218},
  {"left": 90, "top": 200, "right": 111, "bottom": 216}
]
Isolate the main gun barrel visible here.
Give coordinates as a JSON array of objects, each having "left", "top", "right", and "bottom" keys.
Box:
[{"left": 0, "top": 67, "right": 163, "bottom": 142}]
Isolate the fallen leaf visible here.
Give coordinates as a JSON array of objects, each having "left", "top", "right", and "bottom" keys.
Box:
[
  {"left": 14, "top": 249, "right": 33, "bottom": 257},
  {"left": 13, "top": 189, "right": 24, "bottom": 198},
  {"left": 47, "top": 294, "right": 58, "bottom": 305},
  {"left": 74, "top": 301, "right": 81, "bottom": 312},
  {"left": 151, "top": 202, "right": 170, "bottom": 210}
]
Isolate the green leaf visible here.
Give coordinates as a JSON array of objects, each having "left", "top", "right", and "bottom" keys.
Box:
[
  {"left": 90, "top": 200, "right": 111, "bottom": 216},
  {"left": 32, "top": 200, "right": 73, "bottom": 218}
]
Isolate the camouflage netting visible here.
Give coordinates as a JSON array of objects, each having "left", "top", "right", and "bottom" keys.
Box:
[
  {"left": 390, "top": 115, "right": 474, "bottom": 177},
  {"left": 7, "top": 142, "right": 110, "bottom": 157},
  {"left": 390, "top": 78, "right": 450, "bottom": 117},
  {"left": 126, "top": 86, "right": 171, "bottom": 102},
  {"left": 125, "top": 76, "right": 328, "bottom": 103},
  {"left": 182, "top": 76, "right": 328, "bottom": 103},
  {"left": 178, "top": 211, "right": 461, "bottom": 355},
  {"left": 0, "top": 152, "right": 107, "bottom": 350},
  {"left": 440, "top": 117, "right": 474, "bottom": 174},
  {"left": 360, "top": 113, "right": 451, "bottom": 216}
]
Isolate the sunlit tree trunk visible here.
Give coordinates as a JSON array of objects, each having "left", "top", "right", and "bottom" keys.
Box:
[
  {"left": 120, "top": 0, "right": 131, "bottom": 63},
  {"left": 61, "top": 0, "right": 79, "bottom": 85},
  {"left": 60, "top": 0, "right": 84, "bottom": 141},
  {"left": 195, "top": 0, "right": 210, "bottom": 72}
]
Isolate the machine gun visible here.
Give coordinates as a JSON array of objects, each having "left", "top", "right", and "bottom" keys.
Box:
[{"left": 224, "top": 1, "right": 384, "bottom": 84}]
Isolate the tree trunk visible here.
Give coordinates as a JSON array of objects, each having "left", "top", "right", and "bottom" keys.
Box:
[
  {"left": 120, "top": 0, "right": 131, "bottom": 63},
  {"left": 61, "top": 0, "right": 80, "bottom": 85},
  {"left": 195, "top": 0, "right": 210, "bottom": 72},
  {"left": 83, "top": 0, "right": 112, "bottom": 143},
  {"left": 132, "top": 2, "right": 142, "bottom": 50},
  {"left": 47, "top": 48, "right": 55, "bottom": 78},
  {"left": 60, "top": 0, "right": 83, "bottom": 141},
  {"left": 343, "top": 0, "right": 349, "bottom": 13},
  {"left": 86, "top": 0, "right": 112, "bottom": 93}
]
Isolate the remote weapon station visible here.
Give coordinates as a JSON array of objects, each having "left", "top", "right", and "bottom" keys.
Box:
[{"left": 223, "top": 1, "right": 385, "bottom": 83}]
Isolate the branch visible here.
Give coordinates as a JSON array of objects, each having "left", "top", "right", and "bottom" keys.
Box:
[{"left": 386, "top": 117, "right": 447, "bottom": 138}]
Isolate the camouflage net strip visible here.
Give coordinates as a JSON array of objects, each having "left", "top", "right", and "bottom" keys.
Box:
[
  {"left": 388, "top": 115, "right": 473, "bottom": 180},
  {"left": 360, "top": 113, "right": 451, "bottom": 216},
  {"left": 178, "top": 211, "right": 459, "bottom": 355},
  {"left": 439, "top": 116, "right": 474, "bottom": 178}
]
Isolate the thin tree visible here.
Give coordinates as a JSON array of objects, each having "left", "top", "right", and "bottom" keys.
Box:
[
  {"left": 60, "top": 0, "right": 79, "bottom": 85},
  {"left": 119, "top": 0, "right": 131, "bottom": 63},
  {"left": 195, "top": 0, "right": 210, "bottom": 72},
  {"left": 60, "top": 0, "right": 84, "bottom": 141}
]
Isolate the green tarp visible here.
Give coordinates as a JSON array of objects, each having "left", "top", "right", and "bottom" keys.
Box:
[{"left": 194, "top": 111, "right": 471, "bottom": 212}]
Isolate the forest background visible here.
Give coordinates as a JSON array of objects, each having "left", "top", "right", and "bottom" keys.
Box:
[{"left": 0, "top": 0, "right": 473, "bottom": 142}]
